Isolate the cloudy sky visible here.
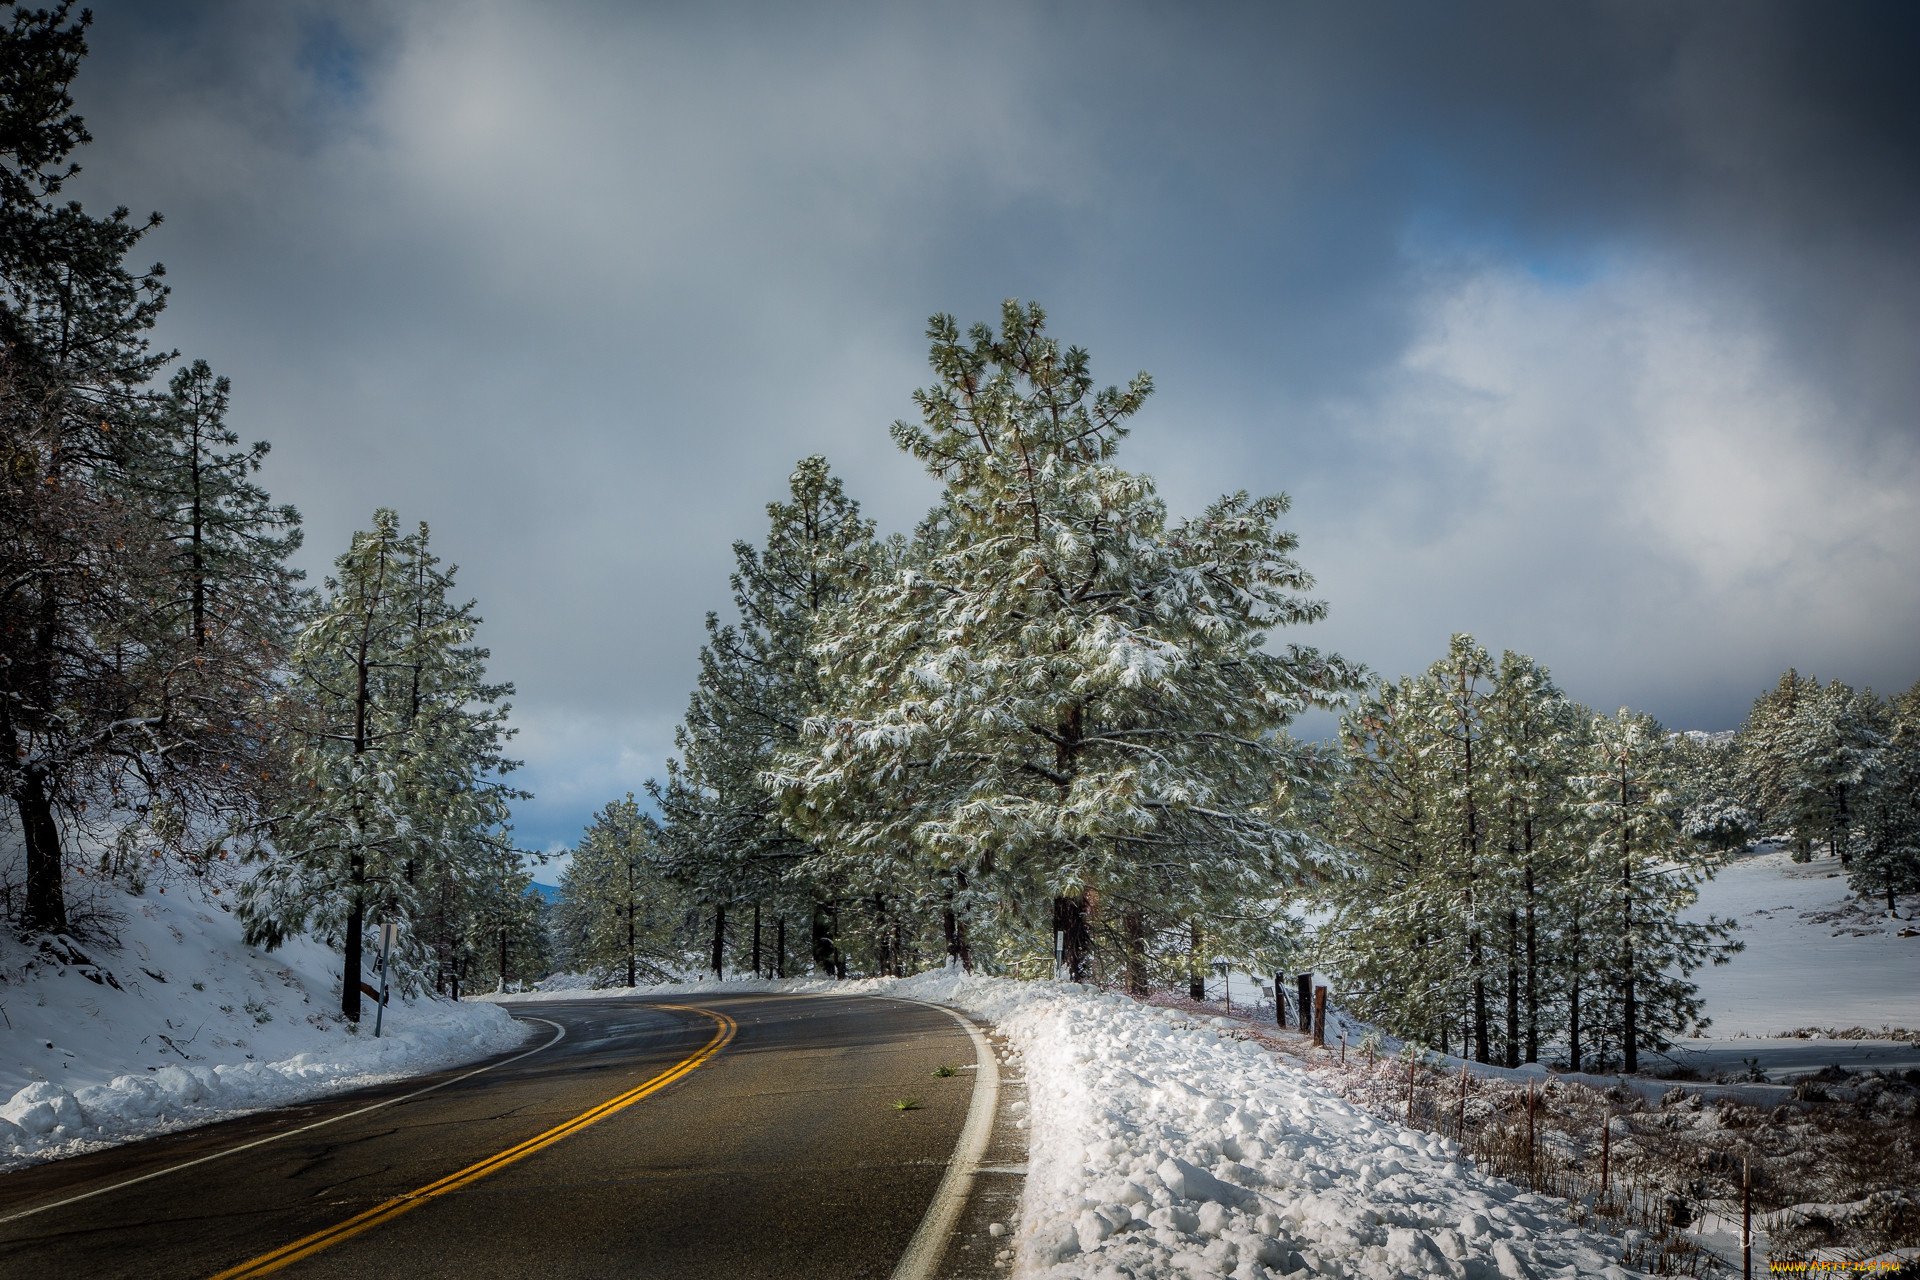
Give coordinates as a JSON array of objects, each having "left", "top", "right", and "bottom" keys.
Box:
[{"left": 68, "top": 1, "right": 1920, "bottom": 859}]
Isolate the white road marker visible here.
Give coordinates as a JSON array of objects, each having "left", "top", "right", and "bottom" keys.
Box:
[{"left": 0, "top": 1016, "right": 567, "bottom": 1227}]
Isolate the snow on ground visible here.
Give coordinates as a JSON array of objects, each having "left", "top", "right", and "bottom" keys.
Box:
[
  {"left": 1684, "top": 841, "right": 1920, "bottom": 1038},
  {"left": 494, "top": 971, "right": 1647, "bottom": 1279},
  {"left": 0, "top": 883, "right": 528, "bottom": 1170}
]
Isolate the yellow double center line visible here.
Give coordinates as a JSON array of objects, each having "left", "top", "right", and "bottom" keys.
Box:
[{"left": 211, "top": 1005, "right": 736, "bottom": 1279}]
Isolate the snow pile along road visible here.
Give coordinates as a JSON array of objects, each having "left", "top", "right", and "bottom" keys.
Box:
[
  {"left": 1, "top": 887, "right": 529, "bottom": 1170},
  {"left": 496, "top": 971, "right": 1645, "bottom": 1279}
]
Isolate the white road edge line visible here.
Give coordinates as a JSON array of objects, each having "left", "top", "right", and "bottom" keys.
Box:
[
  {"left": 888, "top": 998, "right": 1001, "bottom": 1280},
  {"left": 0, "top": 1015, "right": 568, "bottom": 1227}
]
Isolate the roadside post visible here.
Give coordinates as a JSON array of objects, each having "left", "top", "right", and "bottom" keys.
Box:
[{"left": 373, "top": 921, "right": 396, "bottom": 1039}]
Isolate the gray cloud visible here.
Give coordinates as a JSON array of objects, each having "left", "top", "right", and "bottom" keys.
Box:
[{"left": 64, "top": 0, "right": 1920, "bottom": 853}]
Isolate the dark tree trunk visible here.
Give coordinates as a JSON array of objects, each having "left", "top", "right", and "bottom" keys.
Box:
[
  {"left": 1621, "top": 760, "right": 1638, "bottom": 1075},
  {"left": 776, "top": 917, "right": 787, "bottom": 978},
  {"left": 752, "top": 901, "right": 762, "bottom": 978},
  {"left": 1524, "top": 852, "right": 1539, "bottom": 1063},
  {"left": 1568, "top": 911, "right": 1583, "bottom": 1071},
  {"left": 1053, "top": 892, "right": 1091, "bottom": 983},
  {"left": 710, "top": 902, "right": 726, "bottom": 978},
  {"left": 1470, "top": 937, "right": 1490, "bottom": 1064},
  {"left": 811, "top": 900, "right": 842, "bottom": 977},
  {"left": 1188, "top": 919, "right": 1206, "bottom": 1000},
  {"left": 1121, "top": 908, "right": 1148, "bottom": 997},
  {"left": 1505, "top": 908, "right": 1520, "bottom": 1068},
  {"left": 941, "top": 870, "right": 973, "bottom": 971},
  {"left": 343, "top": 855, "right": 365, "bottom": 1022},
  {"left": 18, "top": 767, "right": 69, "bottom": 935}
]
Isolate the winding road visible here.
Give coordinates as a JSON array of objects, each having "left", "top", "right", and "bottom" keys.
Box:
[{"left": 0, "top": 993, "right": 1022, "bottom": 1279}]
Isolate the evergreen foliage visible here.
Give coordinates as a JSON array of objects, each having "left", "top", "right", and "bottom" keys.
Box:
[
  {"left": 769, "top": 302, "right": 1357, "bottom": 984},
  {"left": 240, "top": 513, "right": 526, "bottom": 1019},
  {"left": 551, "top": 795, "right": 684, "bottom": 986},
  {"left": 649, "top": 456, "right": 880, "bottom": 978},
  {"left": 1, "top": 3, "right": 304, "bottom": 935},
  {"left": 1315, "top": 637, "right": 1738, "bottom": 1069}
]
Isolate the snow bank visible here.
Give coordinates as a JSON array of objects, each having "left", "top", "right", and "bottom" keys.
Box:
[
  {"left": 1, "top": 887, "right": 529, "bottom": 1170},
  {"left": 494, "top": 971, "right": 1646, "bottom": 1278}
]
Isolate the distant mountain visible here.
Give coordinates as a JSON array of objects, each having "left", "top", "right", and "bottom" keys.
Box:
[{"left": 528, "top": 882, "right": 561, "bottom": 904}]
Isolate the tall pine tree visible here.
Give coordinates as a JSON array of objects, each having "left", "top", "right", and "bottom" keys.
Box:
[{"left": 772, "top": 302, "right": 1356, "bottom": 981}]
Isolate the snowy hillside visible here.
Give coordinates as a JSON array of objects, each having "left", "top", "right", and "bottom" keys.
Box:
[
  {"left": 1683, "top": 840, "right": 1920, "bottom": 1037},
  {"left": 0, "top": 880, "right": 528, "bottom": 1170}
]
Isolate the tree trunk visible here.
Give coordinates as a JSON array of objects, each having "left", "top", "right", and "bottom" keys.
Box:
[
  {"left": 18, "top": 767, "right": 69, "bottom": 935},
  {"left": 776, "top": 917, "right": 787, "bottom": 978},
  {"left": 1505, "top": 908, "right": 1520, "bottom": 1068},
  {"left": 710, "top": 902, "right": 726, "bottom": 978},
  {"left": 1568, "top": 910, "right": 1583, "bottom": 1071},
  {"left": 1121, "top": 908, "right": 1148, "bottom": 997},
  {"left": 1188, "top": 919, "right": 1206, "bottom": 1000},
  {"left": 1470, "top": 934, "right": 1490, "bottom": 1064},
  {"left": 811, "top": 900, "right": 841, "bottom": 977},
  {"left": 1524, "top": 852, "right": 1539, "bottom": 1063},
  {"left": 343, "top": 855, "right": 365, "bottom": 1022},
  {"left": 1053, "top": 892, "right": 1091, "bottom": 983},
  {"left": 752, "top": 901, "right": 762, "bottom": 978},
  {"left": 1621, "top": 760, "right": 1638, "bottom": 1075}
]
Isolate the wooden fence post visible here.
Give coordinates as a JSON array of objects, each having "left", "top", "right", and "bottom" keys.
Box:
[
  {"left": 1407, "top": 1053, "right": 1417, "bottom": 1126},
  {"left": 1526, "top": 1080, "right": 1537, "bottom": 1190},
  {"left": 1600, "top": 1109, "right": 1611, "bottom": 1201},
  {"left": 1742, "top": 1157, "right": 1751, "bottom": 1280},
  {"left": 1275, "top": 972, "right": 1287, "bottom": 1028},
  {"left": 1457, "top": 1058, "right": 1469, "bottom": 1143},
  {"left": 1313, "top": 985, "right": 1327, "bottom": 1047}
]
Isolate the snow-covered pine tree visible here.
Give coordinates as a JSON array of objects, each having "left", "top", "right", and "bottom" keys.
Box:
[
  {"left": 1483, "top": 650, "right": 1588, "bottom": 1066},
  {"left": 1415, "top": 635, "right": 1503, "bottom": 1063},
  {"left": 1852, "top": 682, "right": 1920, "bottom": 916},
  {"left": 1672, "top": 731, "right": 1757, "bottom": 853},
  {"left": 1737, "top": 669, "right": 1821, "bottom": 857},
  {"left": 1316, "top": 674, "right": 1461, "bottom": 1047},
  {"left": 1575, "top": 709, "right": 1739, "bottom": 1072},
  {"left": 650, "top": 456, "right": 880, "bottom": 977},
  {"left": 1783, "top": 679, "right": 1886, "bottom": 865},
  {"left": 552, "top": 795, "right": 683, "bottom": 987},
  {"left": 771, "top": 302, "right": 1357, "bottom": 982},
  {"left": 242, "top": 512, "right": 525, "bottom": 1020}
]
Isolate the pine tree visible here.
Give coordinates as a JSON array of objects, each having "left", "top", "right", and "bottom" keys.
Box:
[
  {"left": 1, "top": 2, "right": 174, "bottom": 933},
  {"left": 1738, "top": 669, "right": 1820, "bottom": 857},
  {"left": 771, "top": 302, "right": 1357, "bottom": 982},
  {"left": 1483, "top": 650, "right": 1587, "bottom": 1066},
  {"left": 242, "top": 512, "right": 524, "bottom": 1020},
  {"left": 1852, "top": 682, "right": 1920, "bottom": 916},
  {"left": 1576, "top": 709, "right": 1739, "bottom": 1072},
  {"left": 1316, "top": 675, "right": 1461, "bottom": 1047},
  {"left": 1784, "top": 679, "right": 1886, "bottom": 865},
  {"left": 552, "top": 795, "right": 683, "bottom": 987},
  {"left": 650, "top": 456, "right": 880, "bottom": 976}
]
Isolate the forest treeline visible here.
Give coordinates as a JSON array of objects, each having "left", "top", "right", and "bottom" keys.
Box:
[
  {"left": 0, "top": 6, "right": 537, "bottom": 1017},
  {"left": 546, "top": 285, "right": 1918, "bottom": 1073},
  {"left": 7, "top": 7, "right": 1914, "bottom": 1067}
]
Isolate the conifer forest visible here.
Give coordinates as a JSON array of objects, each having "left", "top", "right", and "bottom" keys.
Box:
[{"left": 3, "top": 4, "right": 1916, "bottom": 1075}]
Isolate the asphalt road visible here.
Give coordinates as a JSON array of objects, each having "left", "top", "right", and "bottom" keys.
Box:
[{"left": 0, "top": 993, "right": 997, "bottom": 1279}]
